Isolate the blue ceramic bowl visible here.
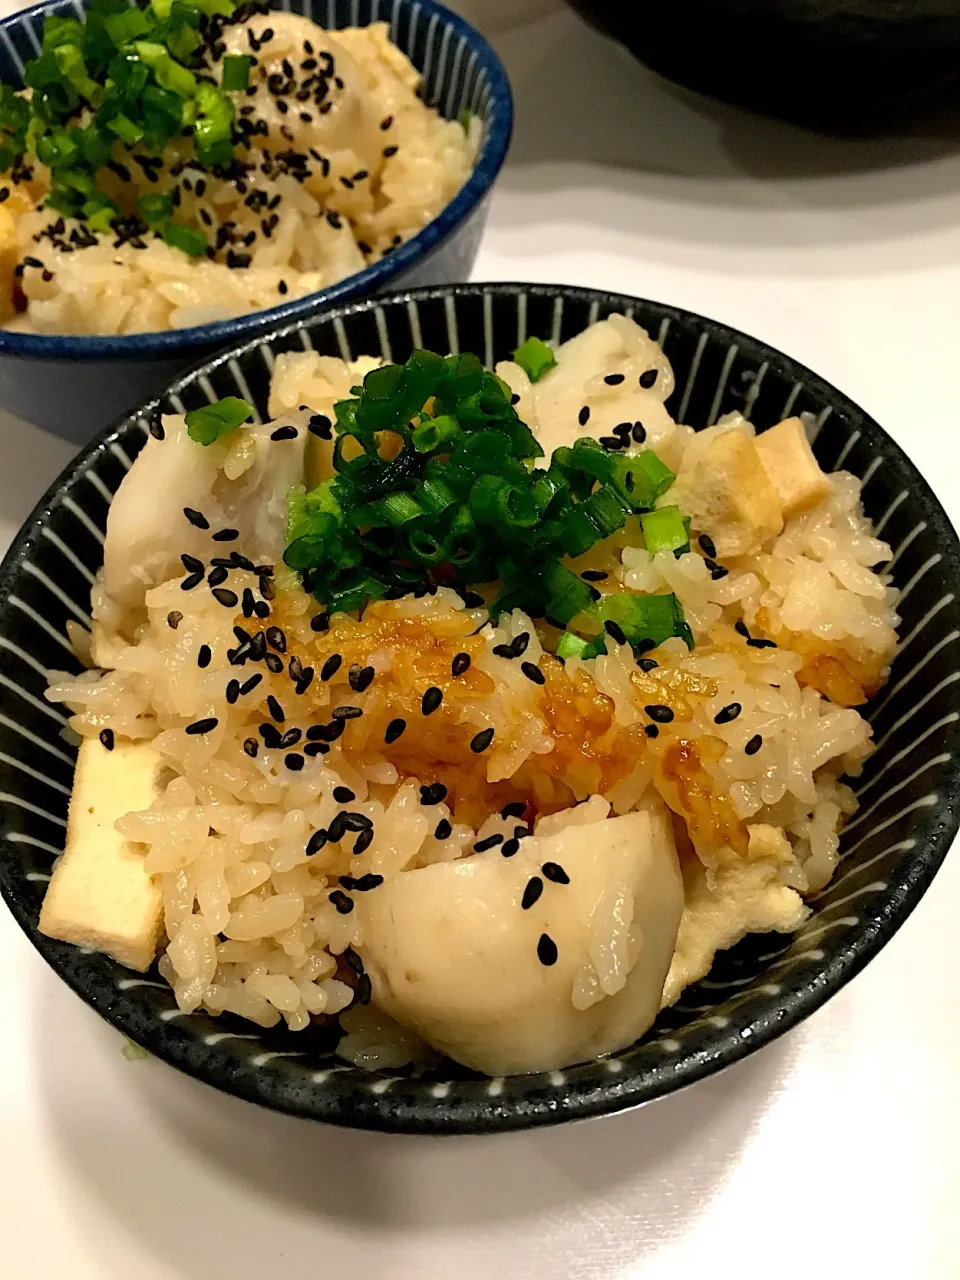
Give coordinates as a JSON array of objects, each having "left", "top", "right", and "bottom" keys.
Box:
[
  {"left": 1, "top": 282, "right": 958, "bottom": 1134},
  {"left": 0, "top": 0, "right": 512, "bottom": 441}
]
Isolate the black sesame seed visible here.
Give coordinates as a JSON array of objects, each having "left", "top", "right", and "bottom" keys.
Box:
[
  {"left": 747, "top": 637, "right": 778, "bottom": 649},
  {"left": 613, "top": 421, "right": 632, "bottom": 440},
  {"left": 637, "top": 657, "right": 659, "bottom": 672},
  {"left": 422, "top": 686, "right": 442, "bottom": 716},
  {"left": 420, "top": 783, "right": 447, "bottom": 806},
  {"left": 185, "top": 717, "right": 218, "bottom": 735},
  {"left": 271, "top": 425, "right": 298, "bottom": 441},
  {"left": 259, "top": 723, "right": 283, "bottom": 748},
  {"left": 353, "top": 828, "right": 374, "bottom": 855},
  {"left": 382, "top": 144, "right": 398, "bottom": 157},
  {"left": 500, "top": 838, "right": 520, "bottom": 858},
  {"left": 266, "top": 626, "right": 287, "bottom": 653},
  {"left": 329, "top": 890, "right": 354, "bottom": 914},
  {"left": 320, "top": 654, "right": 342, "bottom": 682},
  {"left": 278, "top": 280, "right": 288, "bottom": 295},
  {"left": 604, "top": 372, "right": 625, "bottom": 385},
  {"left": 380, "top": 115, "right": 393, "bottom": 130},
  {"left": 698, "top": 533, "right": 717, "bottom": 559},
  {"left": 340, "top": 871, "right": 382, "bottom": 891},
  {"left": 332, "top": 705, "right": 363, "bottom": 721},
  {"left": 451, "top": 652, "right": 471, "bottom": 676},
  {"left": 212, "top": 527, "right": 239, "bottom": 542},
  {"left": 639, "top": 369, "right": 658, "bottom": 389},
  {"left": 212, "top": 588, "right": 239, "bottom": 608},
  {"left": 197, "top": 644, "right": 212, "bottom": 668},
  {"left": 182, "top": 570, "right": 204, "bottom": 591},
  {"left": 735, "top": 620, "right": 751, "bottom": 639},
  {"left": 714, "top": 702, "right": 742, "bottom": 725},
  {"left": 279, "top": 728, "right": 301, "bottom": 748},
  {"left": 239, "top": 673, "right": 262, "bottom": 696},
  {"left": 183, "top": 507, "right": 209, "bottom": 529},
  {"left": 473, "top": 833, "right": 503, "bottom": 852},
  {"left": 207, "top": 566, "right": 228, "bottom": 588},
  {"left": 289, "top": 655, "right": 303, "bottom": 683},
  {"left": 343, "top": 812, "right": 373, "bottom": 834},
  {"left": 537, "top": 933, "right": 558, "bottom": 966},
  {"left": 241, "top": 587, "right": 255, "bottom": 618},
  {"left": 604, "top": 619, "right": 628, "bottom": 646},
  {"left": 225, "top": 679, "right": 241, "bottom": 705},
  {"left": 745, "top": 734, "right": 763, "bottom": 756},
  {"left": 578, "top": 404, "right": 591, "bottom": 426},
  {"left": 510, "top": 633, "right": 530, "bottom": 657},
  {"left": 470, "top": 727, "right": 495, "bottom": 753},
  {"left": 349, "top": 664, "right": 375, "bottom": 693},
  {"left": 167, "top": 611, "right": 182, "bottom": 629},
  {"left": 384, "top": 717, "right": 406, "bottom": 743},
  {"left": 461, "top": 591, "right": 485, "bottom": 608},
  {"left": 295, "top": 667, "right": 315, "bottom": 695},
  {"left": 333, "top": 785, "right": 356, "bottom": 804},
  {"left": 580, "top": 569, "right": 608, "bottom": 582},
  {"left": 631, "top": 422, "right": 647, "bottom": 444},
  {"left": 492, "top": 643, "right": 516, "bottom": 659},
  {"left": 542, "top": 861, "right": 570, "bottom": 884},
  {"left": 645, "top": 704, "right": 674, "bottom": 723},
  {"left": 267, "top": 695, "right": 285, "bottom": 722},
  {"left": 243, "top": 737, "right": 259, "bottom": 758},
  {"left": 644, "top": 723, "right": 660, "bottom": 738},
  {"left": 181, "top": 552, "right": 203, "bottom": 574},
  {"left": 521, "top": 876, "right": 544, "bottom": 910},
  {"left": 602, "top": 435, "right": 627, "bottom": 449},
  {"left": 501, "top": 801, "right": 526, "bottom": 819},
  {"left": 305, "top": 741, "right": 329, "bottom": 759},
  {"left": 285, "top": 752, "right": 304, "bottom": 771},
  {"left": 99, "top": 728, "right": 115, "bottom": 751},
  {"left": 307, "top": 828, "right": 329, "bottom": 855},
  {"left": 308, "top": 414, "right": 332, "bottom": 440},
  {"left": 434, "top": 817, "right": 452, "bottom": 840},
  {"left": 310, "top": 611, "right": 330, "bottom": 631},
  {"left": 265, "top": 653, "right": 283, "bottom": 674},
  {"left": 711, "top": 566, "right": 730, "bottom": 581},
  {"left": 521, "top": 661, "right": 545, "bottom": 685}
]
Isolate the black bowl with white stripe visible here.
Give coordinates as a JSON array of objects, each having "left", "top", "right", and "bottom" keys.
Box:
[{"left": 1, "top": 282, "right": 957, "bottom": 1134}]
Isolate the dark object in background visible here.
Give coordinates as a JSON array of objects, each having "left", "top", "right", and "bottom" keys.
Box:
[{"left": 567, "top": 0, "right": 960, "bottom": 124}]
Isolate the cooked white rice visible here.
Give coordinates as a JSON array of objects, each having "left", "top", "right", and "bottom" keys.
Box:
[
  {"left": 44, "top": 312, "right": 899, "bottom": 1070},
  {"left": 2, "top": 17, "right": 477, "bottom": 335}
]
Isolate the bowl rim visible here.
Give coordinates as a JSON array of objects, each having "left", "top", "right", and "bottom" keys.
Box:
[
  {"left": 0, "top": 0, "right": 513, "bottom": 360},
  {"left": 2, "top": 280, "right": 958, "bottom": 1134}
]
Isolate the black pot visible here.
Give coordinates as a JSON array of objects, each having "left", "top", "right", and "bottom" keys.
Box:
[{"left": 567, "top": 0, "right": 960, "bottom": 123}]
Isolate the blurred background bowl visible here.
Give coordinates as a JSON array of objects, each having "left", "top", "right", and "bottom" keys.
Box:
[
  {"left": 0, "top": 0, "right": 512, "bottom": 442},
  {"left": 567, "top": 0, "right": 960, "bottom": 124}
]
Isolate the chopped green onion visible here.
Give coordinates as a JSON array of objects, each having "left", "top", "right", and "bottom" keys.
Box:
[
  {"left": 618, "top": 450, "right": 675, "bottom": 506},
  {"left": 556, "top": 631, "right": 607, "bottom": 661},
  {"left": 640, "top": 506, "right": 689, "bottom": 556},
  {"left": 412, "top": 414, "right": 460, "bottom": 453},
  {"left": 221, "top": 54, "right": 252, "bottom": 92},
  {"left": 542, "top": 561, "right": 594, "bottom": 625},
  {"left": 588, "top": 592, "right": 692, "bottom": 651},
  {"left": 137, "top": 191, "right": 173, "bottom": 227},
  {"left": 374, "top": 491, "right": 423, "bottom": 527},
  {"left": 512, "top": 336, "right": 556, "bottom": 384},
  {"left": 185, "top": 397, "right": 253, "bottom": 446},
  {"left": 162, "top": 223, "right": 208, "bottom": 257}
]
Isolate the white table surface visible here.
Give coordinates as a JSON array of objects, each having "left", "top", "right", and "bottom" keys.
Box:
[{"left": 2, "top": 6, "right": 960, "bottom": 1277}]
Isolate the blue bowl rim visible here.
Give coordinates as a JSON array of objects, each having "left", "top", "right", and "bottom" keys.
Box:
[
  {"left": 0, "top": 0, "right": 513, "bottom": 360},
  {"left": 1, "top": 280, "right": 958, "bottom": 1134}
]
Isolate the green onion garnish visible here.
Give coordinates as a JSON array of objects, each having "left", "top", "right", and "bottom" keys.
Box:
[
  {"left": 281, "top": 347, "right": 688, "bottom": 656},
  {"left": 185, "top": 397, "right": 253, "bottom": 446},
  {"left": 512, "top": 336, "right": 557, "bottom": 384},
  {"left": 221, "top": 54, "right": 252, "bottom": 93},
  {"left": 640, "top": 506, "right": 690, "bottom": 557},
  {"left": 586, "top": 592, "right": 693, "bottom": 652}
]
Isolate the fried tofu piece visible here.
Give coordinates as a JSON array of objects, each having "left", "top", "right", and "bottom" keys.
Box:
[
  {"left": 669, "top": 428, "right": 783, "bottom": 558},
  {"left": 756, "top": 417, "right": 833, "bottom": 519},
  {"left": 39, "top": 738, "right": 166, "bottom": 971},
  {"left": 0, "top": 203, "right": 18, "bottom": 324}
]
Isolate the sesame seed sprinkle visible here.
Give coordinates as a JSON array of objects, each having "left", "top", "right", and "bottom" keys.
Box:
[
  {"left": 265, "top": 653, "right": 283, "bottom": 674},
  {"left": 243, "top": 737, "right": 259, "bottom": 758},
  {"left": 349, "top": 664, "right": 375, "bottom": 693},
  {"left": 473, "top": 833, "right": 503, "bottom": 852},
  {"left": 542, "top": 861, "right": 570, "bottom": 884},
  {"left": 521, "top": 661, "right": 545, "bottom": 685},
  {"left": 644, "top": 724, "right": 659, "bottom": 738},
  {"left": 645, "top": 704, "right": 674, "bottom": 723},
  {"left": 329, "top": 889, "right": 354, "bottom": 914},
  {"left": 537, "top": 933, "right": 558, "bottom": 966},
  {"left": 266, "top": 626, "right": 287, "bottom": 653},
  {"left": 632, "top": 422, "right": 646, "bottom": 443},
  {"left": 333, "top": 785, "right": 356, "bottom": 803},
  {"left": 99, "top": 728, "right": 114, "bottom": 750},
  {"left": 604, "top": 619, "right": 628, "bottom": 646},
  {"left": 183, "top": 507, "right": 209, "bottom": 529},
  {"left": 353, "top": 828, "right": 374, "bottom": 855},
  {"left": 306, "top": 829, "right": 328, "bottom": 855},
  {"left": 420, "top": 782, "right": 447, "bottom": 806},
  {"left": 197, "top": 644, "right": 212, "bottom": 668},
  {"left": 451, "top": 652, "right": 471, "bottom": 676},
  {"left": 320, "top": 654, "right": 342, "bottom": 681},
  {"left": 434, "top": 818, "right": 452, "bottom": 840},
  {"left": 604, "top": 372, "right": 625, "bottom": 385},
  {"left": 698, "top": 533, "right": 717, "bottom": 559},
  {"left": 310, "top": 611, "right": 330, "bottom": 631},
  {"left": 167, "top": 611, "right": 182, "bottom": 629},
  {"left": 578, "top": 404, "right": 591, "bottom": 426},
  {"left": 185, "top": 717, "right": 218, "bottom": 735},
  {"left": 212, "top": 528, "right": 239, "bottom": 542},
  {"left": 422, "top": 686, "right": 443, "bottom": 715},
  {"left": 470, "top": 727, "right": 495, "bottom": 753},
  {"left": 285, "top": 752, "right": 304, "bottom": 771},
  {"left": 580, "top": 569, "right": 608, "bottom": 581},
  {"left": 745, "top": 734, "right": 763, "bottom": 755},
  {"left": 500, "top": 838, "right": 519, "bottom": 857},
  {"left": 521, "top": 877, "right": 544, "bottom": 909},
  {"left": 714, "top": 702, "right": 742, "bottom": 725},
  {"left": 212, "top": 588, "right": 239, "bottom": 608},
  {"left": 332, "top": 704, "right": 363, "bottom": 720},
  {"left": 267, "top": 695, "right": 285, "bottom": 722},
  {"left": 639, "top": 369, "right": 658, "bottom": 388},
  {"left": 385, "top": 717, "right": 406, "bottom": 743},
  {"left": 271, "top": 425, "right": 298, "bottom": 441}
]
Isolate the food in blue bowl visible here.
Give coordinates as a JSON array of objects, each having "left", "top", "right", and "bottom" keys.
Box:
[
  {"left": 21, "top": 280, "right": 946, "bottom": 1095},
  {"left": 0, "top": 0, "right": 511, "bottom": 438}
]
